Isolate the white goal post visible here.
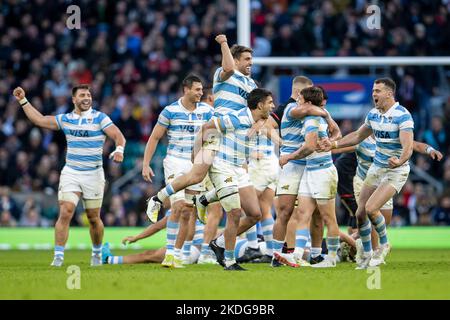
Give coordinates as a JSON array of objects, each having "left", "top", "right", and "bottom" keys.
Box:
[{"left": 237, "top": 0, "right": 450, "bottom": 66}]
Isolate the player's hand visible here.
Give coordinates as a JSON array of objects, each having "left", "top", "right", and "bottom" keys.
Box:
[
  {"left": 13, "top": 87, "right": 26, "bottom": 101},
  {"left": 215, "top": 34, "right": 227, "bottom": 45},
  {"left": 318, "top": 137, "right": 332, "bottom": 152},
  {"left": 110, "top": 152, "right": 124, "bottom": 163},
  {"left": 388, "top": 156, "right": 402, "bottom": 168},
  {"left": 279, "top": 154, "right": 291, "bottom": 168},
  {"left": 429, "top": 149, "right": 443, "bottom": 161},
  {"left": 142, "top": 165, "right": 155, "bottom": 182},
  {"left": 122, "top": 236, "right": 137, "bottom": 246}
]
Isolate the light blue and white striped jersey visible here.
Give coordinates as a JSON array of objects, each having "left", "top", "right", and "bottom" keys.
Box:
[
  {"left": 364, "top": 102, "right": 414, "bottom": 168},
  {"left": 302, "top": 116, "right": 333, "bottom": 171},
  {"left": 355, "top": 136, "right": 376, "bottom": 180},
  {"left": 55, "top": 108, "right": 112, "bottom": 171},
  {"left": 157, "top": 99, "right": 214, "bottom": 160},
  {"left": 280, "top": 102, "right": 306, "bottom": 165},
  {"left": 251, "top": 132, "right": 277, "bottom": 160},
  {"left": 212, "top": 67, "right": 258, "bottom": 116},
  {"left": 214, "top": 107, "right": 256, "bottom": 167}
]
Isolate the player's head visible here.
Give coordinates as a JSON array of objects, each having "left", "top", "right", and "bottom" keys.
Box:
[
  {"left": 72, "top": 84, "right": 92, "bottom": 112},
  {"left": 373, "top": 78, "right": 396, "bottom": 109},
  {"left": 292, "top": 76, "right": 313, "bottom": 100},
  {"left": 201, "top": 86, "right": 214, "bottom": 106},
  {"left": 247, "top": 88, "right": 274, "bottom": 119},
  {"left": 231, "top": 45, "right": 253, "bottom": 76},
  {"left": 182, "top": 75, "right": 203, "bottom": 103},
  {"left": 300, "top": 86, "right": 324, "bottom": 107},
  {"left": 317, "top": 86, "right": 328, "bottom": 107}
]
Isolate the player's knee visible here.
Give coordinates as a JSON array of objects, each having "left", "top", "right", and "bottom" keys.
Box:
[
  {"left": 179, "top": 207, "right": 192, "bottom": 221},
  {"left": 87, "top": 214, "right": 102, "bottom": 226},
  {"left": 365, "top": 203, "right": 378, "bottom": 216},
  {"left": 58, "top": 204, "right": 75, "bottom": 222},
  {"left": 227, "top": 208, "right": 241, "bottom": 223}
]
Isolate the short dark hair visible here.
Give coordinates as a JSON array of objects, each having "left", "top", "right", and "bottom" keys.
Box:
[
  {"left": 72, "top": 84, "right": 90, "bottom": 96},
  {"left": 182, "top": 75, "right": 202, "bottom": 90},
  {"left": 201, "top": 86, "right": 212, "bottom": 102},
  {"left": 317, "top": 86, "right": 328, "bottom": 101},
  {"left": 230, "top": 45, "right": 253, "bottom": 60},
  {"left": 247, "top": 88, "right": 272, "bottom": 110},
  {"left": 300, "top": 86, "right": 324, "bottom": 106},
  {"left": 375, "top": 77, "right": 396, "bottom": 94}
]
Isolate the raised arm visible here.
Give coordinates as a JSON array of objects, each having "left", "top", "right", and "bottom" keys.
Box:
[
  {"left": 142, "top": 124, "right": 167, "bottom": 182},
  {"left": 216, "top": 34, "right": 235, "bottom": 82},
  {"left": 413, "top": 141, "right": 443, "bottom": 161},
  {"left": 13, "top": 87, "right": 59, "bottom": 130},
  {"left": 104, "top": 124, "right": 126, "bottom": 163}
]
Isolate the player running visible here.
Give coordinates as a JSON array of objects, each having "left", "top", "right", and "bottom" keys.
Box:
[
  {"left": 320, "top": 78, "right": 415, "bottom": 269},
  {"left": 141, "top": 75, "right": 213, "bottom": 268},
  {"left": 145, "top": 34, "right": 257, "bottom": 219}
]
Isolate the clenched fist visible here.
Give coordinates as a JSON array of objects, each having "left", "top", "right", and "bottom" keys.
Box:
[
  {"left": 215, "top": 34, "right": 227, "bottom": 45},
  {"left": 13, "top": 87, "right": 26, "bottom": 101}
]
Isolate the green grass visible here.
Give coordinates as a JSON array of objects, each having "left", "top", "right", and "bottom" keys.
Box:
[
  {"left": 1, "top": 249, "right": 450, "bottom": 299},
  {"left": 1, "top": 227, "right": 450, "bottom": 249}
]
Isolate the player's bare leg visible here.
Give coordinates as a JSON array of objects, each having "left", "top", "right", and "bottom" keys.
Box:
[
  {"left": 313, "top": 198, "right": 339, "bottom": 267},
  {"left": 52, "top": 193, "right": 81, "bottom": 267},
  {"left": 198, "top": 202, "right": 222, "bottom": 264},
  {"left": 309, "top": 210, "right": 324, "bottom": 263},
  {"left": 236, "top": 186, "right": 262, "bottom": 235},
  {"left": 104, "top": 247, "right": 166, "bottom": 264},
  {"left": 86, "top": 206, "right": 104, "bottom": 266},
  {"left": 272, "top": 194, "right": 297, "bottom": 258}
]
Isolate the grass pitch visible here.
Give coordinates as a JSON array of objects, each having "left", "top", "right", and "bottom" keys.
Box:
[{"left": 1, "top": 249, "right": 450, "bottom": 300}]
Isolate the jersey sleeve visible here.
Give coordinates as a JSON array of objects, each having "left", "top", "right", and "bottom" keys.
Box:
[
  {"left": 213, "top": 67, "right": 225, "bottom": 83},
  {"left": 364, "top": 112, "right": 373, "bottom": 130},
  {"left": 217, "top": 113, "right": 241, "bottom": 132},
  {"left": 55, "top": 114, "right": 64, "bottom": 130},
  {"left": 99, "top": 112, "right": 113, "bottom": 130},
  {"left": 398, "top": 113, "right": 414, "bottom": 131},
  {"left": 157, "top": 107, "right": 171, "bottom": 128},
  {"left": 304, "top": 116, "right": 320, "bottom": 134}
]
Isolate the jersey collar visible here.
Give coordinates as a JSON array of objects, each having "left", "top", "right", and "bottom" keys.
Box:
[{"left": 382, "top": 102, "right": 399, "bottom": 116}]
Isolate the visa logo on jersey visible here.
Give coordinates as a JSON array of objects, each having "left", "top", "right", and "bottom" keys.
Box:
[
  {"left": 373, "top": 130, "right": 391, "bottom": 139},
  {"left": 69, "top": 130, "right": 89, "bottom": 137}
]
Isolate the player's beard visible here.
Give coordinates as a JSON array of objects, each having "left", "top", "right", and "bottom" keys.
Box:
[{"left": 77, "top": 100, "right": 92, "bottom": 112}]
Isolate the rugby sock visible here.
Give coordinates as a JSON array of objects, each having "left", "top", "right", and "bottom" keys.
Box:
[
  {"left": 294, "top": 229, "right": 310, "bottom": 260},
  {"left": 166, "top": 220, "right": 179, "bottom": 255},
  {"left": 157, "top": 184, "right": 175, "bottom": 202},
  {"left": 326, "top": 236, "right": 340, "bottom": 260},
  {"left": 224, "top": 250, "right": 236, "bottom": 267},
  {"left": 92, "top": 244, "right": 102, "bottom": 257},
  {"left": 204, "top": 189, "right": 219, "bottom": 203},
  {"left": 201, "top": 243, "right": 210, "bottom": 255},
  {"left": 246, "top": 225, "right": 258, "bottom": 249},
  {"left": 216, "top": 234, "right": 225, "bottom": 248},
  {"left": 261, "top": 217, "right": 274, "bottom": 256},
  {"left": 182, "top": 241, "right": 192, "bottom": 259},
  {"left": 107, "top": 256, "right": 123, "bottom": 264},
  {"left": 54, "top": 245, "right": 65, "bottom": 260},
  {"left": 272, "top": 239, "right": 284, "bottom": 255},
  {"left": 193, "top": 221, "right": 204, "bottom": 246},
  {"left": 311, "top": 247, "right": 322, "bottom": 258},
  {"left": 372, "top": 215, "right": 388, "bottom": 246},
  {"left": 174, "top": 248, "right": 181, "bottom": 259},
  {"left": 359, "top": 219, "right": 372, "bottom": 254}
]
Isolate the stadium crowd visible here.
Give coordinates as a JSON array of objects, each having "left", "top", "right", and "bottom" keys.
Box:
[{"left": 0, "top": 0, "right": 449, "bottom": 227}]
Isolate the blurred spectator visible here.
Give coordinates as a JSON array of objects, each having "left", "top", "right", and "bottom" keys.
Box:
[
  {"left": 432, "top": 194, "right": 450, "bottom": 225},
  {"left": 0, "top": 0, "right": 448, "bottom": 227}
]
